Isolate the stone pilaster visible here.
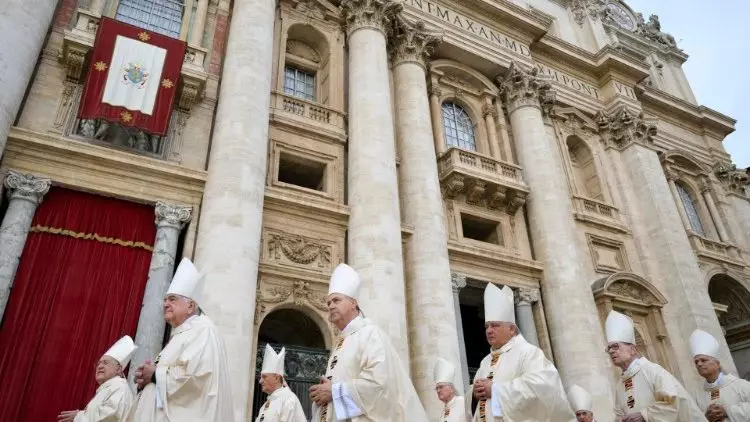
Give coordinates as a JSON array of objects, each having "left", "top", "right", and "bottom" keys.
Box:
[
  {"left": 392, "top": 17, "right": 460, "bottom": 416},
  {"left": 192, "top": 0, "right": 276, "bottom": 418},
  {"left": 0, "top": 171, "right": 51, "bottom": 319},
  {"left": 0, "top": 1, "right": 58, "bottom": 158},
  {"left": 129, "top": 202, "right": 192, "bottom": 386},
  {"left": 451, "top": 273, "right": 469, "bottom": 390},
  {"left": 497, "top": 61, "right": 615, "bottom": 417},
  {"left": 514, "top": 287, "right": 540, "bottom": 347},
  {"left": 341, "top": 0, "right": 410, "bottom": 362},
  {"left": 699, "top": 178, "right": 730, "bottom": 243},
  {"left": 664, "top": 168, "right": 693, "bottom": 232}
]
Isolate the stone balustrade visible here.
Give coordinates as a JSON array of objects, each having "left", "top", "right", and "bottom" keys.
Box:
[
  {"left": 572, "top": 195, "right": 629, "bottom": 233},
  {"left": 688, "top": 233, "right": 743, "bottom": 266},
  {"left": 269, "top": 91, "right": 346, "bottom": 139}
]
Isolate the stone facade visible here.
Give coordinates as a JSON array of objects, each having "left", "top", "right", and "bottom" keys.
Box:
[{"left": 1, "top": 0, "right": 750, "bottom": 421}]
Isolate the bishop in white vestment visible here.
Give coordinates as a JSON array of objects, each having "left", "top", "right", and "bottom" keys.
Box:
[
  {"left": 605, "top": 311, "right": 703, "bottom": 422},
  {"left": 309, "top": 263, "right": 429, "bottom": 422},
  {"left": 125, "top": 258, "right": 234, "bottom": 422},
  {"left": 58, "top": 335, "right": 137, "bottom": 422},
  {"left": 255, "top": 344, "right": 306, "bottom": 422},
  {"left": 471, "top": 284, "right": 575, "bottom": 422},
  {"left": 567, "top": 384, "right": 596, "bottom": 422},
  {"left": 689, "top": 329, "right": 750, "bottom": 422},
  {"left": 433, "top": 357, "right": 469, "bottom": 422}
]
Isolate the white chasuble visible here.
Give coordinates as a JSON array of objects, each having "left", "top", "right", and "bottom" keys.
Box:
[
  {"left": 695, "top": 373, "right": 750, "bottom": 422},
  {"left": 310, "top": 316, "right": 429, "bottom": 422},
  {"left": 470, "top": 335, "right": 575, "bottom": 422},
  {"left": 437, "top": 396, "right": 469, "bottom": 422},
  {"left": 254, "top": 386, "right": 307, "bottom": 422},
  {"left": 125, "top": 315, "right": 234, "bottom": 422},
  {"left": 614, "top": 358, "right": 703, "bottom": 421},
  {"left": 74, "top": 376, "right": 133, "bottom": 422}
]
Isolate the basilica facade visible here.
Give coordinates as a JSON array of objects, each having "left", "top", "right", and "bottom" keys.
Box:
[{"left": 0, "top": 0, "right": 749, "bottom": 421}]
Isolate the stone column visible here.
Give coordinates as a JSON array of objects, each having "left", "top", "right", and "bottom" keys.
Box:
[
  {"left": 497, "top": 61, "right": 615, "bottom": 417},
  {"left": 514, "top": 287, "right": 540, "bottom": 347},
  {"left": 129, "top": 202, "right": 192, "bottom": 385},
  {"left": 341, "top": 0, "right": 409, "bottom": 362},
  {"left": 482, "top": 96, "right": 502, "bottom": 160},
  {"left": 451, "top": 273, "right": 469, "bottom": 390},
  {"left": 494, "top": 100, "right": 514, "bottom": 163},
  {"left": 191, "top": 0, "right": 275, "bottom": 418},
  {"left": 700, "top": 178, "right": 730, "bottom": 242},
  {"left": 190, "top": 0, "right": 210, "bottom": 47},
  {"left": 0, "top": 171, "right": 51, "bottom": 319},
  {"left": 665, "top": 169, "right": 693, "bottom": 232},
  {"left": 428, "top": 85, "right": 446, "bottom": 156},
  {"left": 89, "top": 0, "right": 107, "bottom": 14},
  {"left": 0, "top": 1, "right": 58, "bottom": 159}
]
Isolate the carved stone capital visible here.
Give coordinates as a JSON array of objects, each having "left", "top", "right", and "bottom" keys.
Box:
[
  {"left": 664, "top": 168, "right": 680, "bottom": 182},
  {"left": 505, "top": 190, "right": 527, "bottom": 214},
  {"left": 699, "top": 177, "right": 712, "bottom": 194},
  {"left": 482, "top": 102, "right": 498, "bottom": 119},
  {"left": 442, "top": 174, "right": 465, "bottom": 199},
  {"left": 465, "top": 179, "right": 487, "bottom": 204},
  {"left": 451, "top": 273, "right": 467, "bottom": 293},
  {"left": 155, "top": 202, "right": 192, "bottom": 229},
  {"left": 714, "top": 162, "right": 749, "bottom": 196},
  {"left": 4, "top": 171, "right": 51, "bottom": 205},
  {"left": 596, "top": 107, "right": 657, "bottom": 150},
  {"left": 429, "top": 85, "right": 442, "bottom": 98},
  {"left": 497, "top": 61, "right": 554, "bottom": 115},
  {"left": 514, "top": 287, "right": 540, "bottom": 305},
  {"left": 389, "top": 17, "right": 441, "bottom": 68},
  {"left": 340, "top": 0, "right": 402, "bottom": 36},
  {"left": 178, "top": 64, "right": 207, "bottom": 113}
]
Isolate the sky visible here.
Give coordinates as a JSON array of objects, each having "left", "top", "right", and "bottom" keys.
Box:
[{"left": 624, "top": 0, "right": 750, "bottom": 167}]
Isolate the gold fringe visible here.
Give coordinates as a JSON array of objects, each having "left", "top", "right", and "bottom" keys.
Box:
[{"left": 29, "top": 225, "right": 154, "bottom": 252}]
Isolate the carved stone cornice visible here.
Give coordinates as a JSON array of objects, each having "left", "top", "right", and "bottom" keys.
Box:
[
  {"left": 568, "top": 0, "right": 605, "bottom": 26},
  {"left": 451, "top": 273, "right": 467, "bottom": 293},
  {"left": 388, "top": 17, "right": 441, "bottom": 69},
  {"left": 340, "top": 0, "right": 402, "bottom": 36},
  {"left": 714, "top": 162, "right": 749, "bottom": 197},
  {"left": 496, "top": 61, "right": 554, "bottom": 115},
  {"left": 4, "top": 171, "right": 51, "bottom": 205},
  {"left": 155, "top": 201, "right": 192, "bottom": 229},
  {"left": 514, "top": 287, "right": 540, "bottom": 305},
  {"left": 595, "top": 107, "right": 657, "bottom": 150}
]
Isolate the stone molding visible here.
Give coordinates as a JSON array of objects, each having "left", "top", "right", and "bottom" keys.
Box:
[
  {"left": 4, "top": 170, "right": 51, "bottom": 205},
  {"left": 267, "top": 232, "right": 332, "bottom": 267},
  {"left": 514, "top": 287, "right": 540, "bottom": 305},
  {"left": 155, "top": 201, "right": 193, "bottom": 229},
  {"left": 714, "top": 162, "right": 749, "bottom": 197},
  {"left": 451, "top": 272, "right": 467, "bottom": 292},
  {"left": 340, "top": 0, "right": 402, "bottom": 36},
  {"left": 596, "top": 107, "right": 657, "bottom": 150},
  {"left": 388, "top": 16, "right": 441, "bottom": 69},
  {"left": 496, "top": 61, "right": 554, "bottom": 115},
  {"left": 254, "top": 279, "right": 329, "bottom": 325}
]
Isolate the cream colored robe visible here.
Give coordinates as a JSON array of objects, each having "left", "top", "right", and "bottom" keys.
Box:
[
  {"left": 614, "top": 357, "right": 703, "bottom": 421},
  {"left": 695, "top": 373, "right": 750, "bottom": 422},
  {"left": 470, "top": 335, "right": 575, "bottom": 422},
  {"left": 254, "top": 386, "right": 307, "bottom": 422},
  {"left": 437, "top": 396, "right": 468, "bottom": 422},
  {"left": 125, "top": 314, "right": 234, "bottom": 422},
  {"left": 310, "top": 316, "right": 429, "bottom": 421},
  {"left": 74, "top": 376, "right": 133, "bottom": 421}
]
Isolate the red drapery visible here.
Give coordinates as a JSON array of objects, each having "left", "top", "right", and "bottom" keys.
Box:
[{"left": 0, "top": 187, "right": 155, "bottom": 422}]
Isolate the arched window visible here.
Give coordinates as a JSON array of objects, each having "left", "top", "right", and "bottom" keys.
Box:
[
  {"left": 676, "top": 182, "right": 706, "bottom": 236},
  {"left": 566, "top": 136, "right": 603, "bottom": 200},
  {"left": 442, "top": 102, "right": 476, "bottom": 151},
  {"left": 115, "top": 0, "right": 185, "bottom": 39}
]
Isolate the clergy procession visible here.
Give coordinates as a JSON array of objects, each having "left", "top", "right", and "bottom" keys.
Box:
[{"left": 58, "top": 260, "right": 750, "bottom": 422}]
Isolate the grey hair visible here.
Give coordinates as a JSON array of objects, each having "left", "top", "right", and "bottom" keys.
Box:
[{"left": 178, "top": 296, "right": 202, "bottom": 316}]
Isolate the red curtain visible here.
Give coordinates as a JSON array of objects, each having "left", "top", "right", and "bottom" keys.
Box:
[{"left": 0, "top": 187, "right": 155, "bottom": 422}]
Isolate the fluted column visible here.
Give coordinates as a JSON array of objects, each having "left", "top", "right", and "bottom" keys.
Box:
[
  {"left": 0, "top": 1, "right": 58, "bottom": 158},
  {"left": 341, "top": 0, "right": 409, "bottom": 362},
  {"left": 192, "top": 0, "right": 276, "bottom": 418},
  {"left": 129, "top": 202, "right": 192, "bottom": 386},
  {"left": 482, "top": 97, "right": 502, "bottom": 160},
  {"left": 428, "top": 85, "right": 446, "bottom": 156},
  {"left": 391, "top": 17, "right": 461, "bottom": 414},
  {"left": 0, "top": 171, "right": 51, "bottom": 319},
  {"left": 497, "top": 61, "right": 614, "bottom": 417},
  {"left": 665, "top": 169, "right": 693, "bottom": 232},
  {"left": 190, "top": 0, "right": 210, "bottom": 47},
  {"left": 514, "top": 287, "right": 540, "bottom": 347},
  {"left": 451, "top": 273, "right": 469, "bottom": 390},
  {"left": 700, "top": 178, "right": 730, "bottom": 242}
]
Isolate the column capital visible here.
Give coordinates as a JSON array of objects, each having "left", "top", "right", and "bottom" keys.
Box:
[
  {"left": 664, "top": 166, "right": 680, "bottom": 182},
  {"left": 4, "top": 170, "right": 51, "bottom": 205},
  {"left": 482, "top": 102, "right": 498, "bottom": 119},
  {"left": 496, "top": 61, "right": 554, "bottom": 115},
  {"left": 429, "top": 84, "right": 442, "bottom": 98},
  {"left": 341, "top": 0, "right": 402, "bottom": 36},
  {"left": 595, "top": 107, "right": 657, "bottom": 151},
  {"left": 699, "top": 176, "right": 713, "bottom": 194},
  {"left": 451, "top": 272, "right": 467, "bottom": 293},
  {"left": 155, "top": 201, "right": 193, "bottom": 229},
  {"left": 514, "top": 287, "right": 540, "bottom": 305},
  {"left": 389, "top": 17, "right": 441, "bottom": 69}
]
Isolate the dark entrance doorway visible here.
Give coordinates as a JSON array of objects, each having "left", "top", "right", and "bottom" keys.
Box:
[{"left": 459, "top": 284, "right": 489, "bottom": 381}]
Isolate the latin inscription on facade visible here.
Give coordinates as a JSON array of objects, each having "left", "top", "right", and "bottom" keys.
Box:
[
  {"left": 535, "top": 63, "right": 600, "bottom": 100},
  {"left": 614, "top": 82, "right": 638, "bottom": 100}
]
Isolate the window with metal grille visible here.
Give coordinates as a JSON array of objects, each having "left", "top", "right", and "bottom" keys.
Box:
[
  {"left": 442, "top": 102, "right": 476, "bottom": 151},
  {"left": 676, "top": 182, "right": 706, "bottom": 236},
  {"left": 284, "top": 66, "right": 316, "bottom": 101},
  {"left": 116, "top": 0, "right": 185, "bottom": 39}
]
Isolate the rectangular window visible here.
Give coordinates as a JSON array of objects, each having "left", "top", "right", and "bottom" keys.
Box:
[
  {"left": 116, "top": 0, "right": 185, "bottom": 39},
  {"left": 284, "top": 66, "right": 316, "bottom": 101},
  {"left": 461, "top": 213, "right": 503, "bottom": 246},
  {"left": 277, "top": 152, "right": 326, "bottom": 192}
]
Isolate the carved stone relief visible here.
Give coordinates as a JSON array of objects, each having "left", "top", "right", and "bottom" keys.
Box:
[{"left": 266, "top": 231, "right": 333, "bottom": 269}]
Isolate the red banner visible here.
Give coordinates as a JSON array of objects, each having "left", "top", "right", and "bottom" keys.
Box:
[{"left": 78, "top": 17, "right": 186, "bottom": 136}]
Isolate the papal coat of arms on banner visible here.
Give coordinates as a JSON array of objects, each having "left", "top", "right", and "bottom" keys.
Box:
[{"left": 122, "top": 63, "right": 149, "bottom": 88}]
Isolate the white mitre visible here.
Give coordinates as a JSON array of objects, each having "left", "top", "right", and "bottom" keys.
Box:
[
  {"left": 690, "top": 329, "right": 720, "bottom": 359},
  {"left": 605, "top": 310, "right": 635, "bottom": 344},
  {"left": 328, "top": 263, "right": 361, "bottom": 300},
  {"left": 567, "top": 384, "right": 593, "bottom": 412},
  {"left": 433, "top": 357, "right": 455, "bottom": 387},
  {"left": 261, "top": 344, "right": 286, "bottom": 376},
  {"left": 484, "top": 283, "right": 515, "bottom": 324},
  {"left": 103, "top": 335, "right": 137, "bottom": 368},
  {"left": 165, "top": 257, "right": 204, "bottom": 303}
]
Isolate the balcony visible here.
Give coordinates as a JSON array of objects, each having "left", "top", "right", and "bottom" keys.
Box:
[
  {"left": 437, "top": 148, "right": 528, "bottom": 213},
  {"left": 572, "top": 195, "right": 629, "bottom": 233},
  {"left": 688, "top": 233, "right": 744, "bottom": 268},
  {"left": 269, "top": 92, "right": 346, "bottom": 143}
]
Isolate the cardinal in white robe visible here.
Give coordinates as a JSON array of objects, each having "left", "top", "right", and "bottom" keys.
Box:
[
  {"left": 58, "top": 335, "right": 137, "bottom": 422},
  {"left": 567, "top": 384, "right": 597, "bottom": 422},
  {"left": 605, "top": 310, "right": 703, "bottom": 422},
  {"left": 309, "top": 263, "right": 429, "bottom": 421},
  {"left": 471, "top": 283, "right": 575, "bottom": 422},
  {"left": 689, "top": 329, "right": 750, "bottom": 422},
  {"left": 255, "top": 344, "right": 306, "bottom": 422},
  {"left": 433, "top": 357, "right": 469, "bottom": 422},
  {"left": 125, "top": 258, "right": 234, "bottom": 422}
]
